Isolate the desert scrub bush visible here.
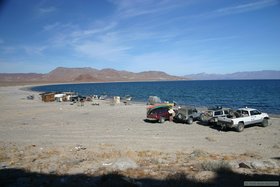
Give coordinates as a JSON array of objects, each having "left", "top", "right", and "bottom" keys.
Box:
[
  {"left": 0, "top": 151, "right": 8, "bottom": 162},
  {"left": 190, "top": 149, "right": 209, "bottom": 160},
  {"left": 200, "top": 161, "right": 232, "bottom": 172}
]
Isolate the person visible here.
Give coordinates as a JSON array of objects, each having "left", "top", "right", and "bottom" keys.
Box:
[
  {"left": 80, "top": 98, "right": 84, "bottom": 106},
  {"left": 168, "top": 107, "right": 175, "bottom": 122}
]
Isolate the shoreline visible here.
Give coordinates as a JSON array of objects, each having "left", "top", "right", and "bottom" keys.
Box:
[{"left": 24, "top": 82, "right": 280, "bottom": 117}]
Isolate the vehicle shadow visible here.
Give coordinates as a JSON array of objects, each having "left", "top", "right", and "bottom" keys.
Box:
[
  {"left": 196, "top": 121, "right": 210, "bottom": 127},
  {"left": 197, "top": 121, "right": 268, "bottom": 132},
  {"left": 143, "top": 119, "right": 159, "bottom": 124},
  {"left": 1, "top": 168, "right": 279, "bottom": 187},
  {"left": 196, "top": 121, "right": 232, "bottom": 132}
]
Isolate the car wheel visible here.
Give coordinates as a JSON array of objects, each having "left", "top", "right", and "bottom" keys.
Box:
[
  {"left": 200, "top": 114, "right": 206, "bottom": 121},
  {"left": 261, "top": 118, "right": 268, "bottom": 127},
  {"left": 177, "top": 113, "right": 183, "bottom": 120},
  {"left": 187, "top": 117, "right": 193, "bottom": 124},
  {"left": 159, "top": 117, "right": 165, "bottom": 123},
  {"left": 236, "top": 122, "right": 244, "bottom": 132}
]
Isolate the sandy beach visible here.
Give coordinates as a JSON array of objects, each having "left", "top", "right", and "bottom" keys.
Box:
[{"left": 0, "top": 85, "right": 279, "bottom": 186}]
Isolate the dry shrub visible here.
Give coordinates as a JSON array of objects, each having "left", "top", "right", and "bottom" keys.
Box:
[
  {"left": 200, "top": 161, "right": 232, "bottom": 172},
  {"left": 0, "top": 149, "right": 8, "bottom": 162},
  {"left": 190, "top": 149, "right": 209, "bottom": 159},
  {"left": 240, "top": 151, "right": 261, "bottom": 159},
  {"left": 124, "top": 168, "right": 147, "bottom": 178},
  {"left": 222, "top": 155, "right": 235, "bottom": 161},
  {"left": 123, "top": 150, "right": 138, "bottom": 160}
]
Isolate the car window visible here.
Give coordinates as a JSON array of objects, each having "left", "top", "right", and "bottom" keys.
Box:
[
  {"left": 224, "top": 110, "right": 229, "bottom": 115},
  {"left": 250, "top": 110, "right": 261, "bottom": 116},
  {"left": 241, "top": 110, "right": 249, "bottom": 116},
  {"left": 214, "top": 111, "right": 223, "bottom": 116},
  {"left": 205, "top": 111, "right": 213, "bottom": 117},
  {"left": 159, "top": 109, "right": 165, "bottom": 114},
  {"left": 160, "top": 108, "right": 168, "bottom": 113}
]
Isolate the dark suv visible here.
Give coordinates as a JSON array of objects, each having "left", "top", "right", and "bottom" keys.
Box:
[{"left": 146, "top": 106, "right": 171, "bottom": 123}]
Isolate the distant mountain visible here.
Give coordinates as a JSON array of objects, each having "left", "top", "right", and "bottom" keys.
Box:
[
  {"left": 0, "top": 67, "right": 186, "bottom": 84},
  {"left": 184, "top": 70, "right": 280, "bottom": 80},
  {"left": 0, "top": 73, "right": 44, "bottom": 82}
]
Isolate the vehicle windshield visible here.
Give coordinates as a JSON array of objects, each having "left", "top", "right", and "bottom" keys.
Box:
[
  {"left": 214, "top": 110, "right": 223, "bottom": 116},
  {"left": 205, "top": 111, "right": 214, "bottom": 117},
  {"left": 250, "top": 110, "right": 261, "bottom": 116},
  {"left": 237, "top": 110, "right": 249, "bottom": 116}
]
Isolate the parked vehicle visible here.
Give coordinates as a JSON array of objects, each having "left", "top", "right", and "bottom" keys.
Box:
[
  {"left": 200, "top": 106, "right": 234, "bottom": 124},
  {"left": 217, "top": 107, "right": 270, "bottom": 132},
  {"left": 99, "top": 95, "right": 108, "bottom": 100},
  {"left": 174, "top": 106, "right": 201, "bottom": 124},
  {"left": 70, "top": 95, "right": 86, "bottom": 102},
  {"left": 146, "top": 105, "right": 171, "bottom": 123},
  {"left": 27, "top": 95, "right": 34, "bottom": 100}
]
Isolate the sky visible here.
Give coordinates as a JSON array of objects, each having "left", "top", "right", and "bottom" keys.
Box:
[{"left": 0, "top": 0, "right": 279, "bottom": 76}]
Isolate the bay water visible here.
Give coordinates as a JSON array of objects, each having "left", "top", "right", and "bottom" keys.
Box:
[{"left": 31, "top": 80, "right": 280, "bottom": 114}]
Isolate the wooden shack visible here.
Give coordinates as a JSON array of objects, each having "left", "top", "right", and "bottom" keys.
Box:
[{"left": 41, "top": 92, "right": 55, "bottom": 102}]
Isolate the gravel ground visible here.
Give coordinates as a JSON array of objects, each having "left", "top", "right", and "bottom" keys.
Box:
[{"left": 0, "top": 85, "right": 279, "bottom": 186}]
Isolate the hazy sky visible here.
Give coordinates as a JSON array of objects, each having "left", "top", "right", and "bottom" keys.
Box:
[{"left": 0, "top": 0, "right": 279, "bottom": 75}]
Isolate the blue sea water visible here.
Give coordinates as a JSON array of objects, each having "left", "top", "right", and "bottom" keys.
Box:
[{"left": 31, "top": 80, "right": 280, "bottom": 114}]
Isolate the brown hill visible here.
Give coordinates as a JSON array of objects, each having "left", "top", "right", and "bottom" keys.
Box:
[
  {"left": 74, "top": 74, "right": 101, "bottom": 82},
  {"left": 0, "top": 67, "right": 186, "bottom": 84},
  {"left": 44, "top": 67, "right": 99, "bottom": 82}
]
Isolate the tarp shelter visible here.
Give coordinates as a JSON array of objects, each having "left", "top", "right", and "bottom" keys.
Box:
[
  {"left": 55, "top": 93, "right": 66, "bottom": 102},
  {"left": 41, "top": 92, "right": 55, "bottom": 102},
  {"left": 147, "top": 96, "right": 162, "bottom": 105}
]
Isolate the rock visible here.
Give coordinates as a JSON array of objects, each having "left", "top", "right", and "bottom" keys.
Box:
[
  {"left": 239, "top": 162, "right": 251, "bottom": 169},
  {"left": 250, "top": 161, "right": 264, "bottom": 169},
  {"left": 75, "top": 145, "right": 87, "bottom": 151},
  {"left": 0, "top": 163, "right": 7, "bottom": 169},
  {"left": 262, "top": 160, "right": 278, "bottom": 169},
  {"left": 250, "top": 160, "right": 278, "bottom": 170},
  {"left": 205, "top": 136, "right": 216, "bottom": 142},
  {"left": 111, "top": 158, "right": 138, "bottom": 171}
]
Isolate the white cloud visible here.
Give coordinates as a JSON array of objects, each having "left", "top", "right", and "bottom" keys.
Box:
[
  {"left": 75, "top": 41, "right": 130, "bottom": 61},
  {"left": 23, "top": 45, "right": 47, "bottom": 55},
  {"left": 70, "top": 22, "right": 118, "bottom": 42},
  {"left": 43, "top": 22, "right": 60, "bottom": 31},
  {"left": 39, "top": 6, "right": 56, "bottom": 14},
  {"left": 0, "top": 46, "right": 16, "bottom": 54},
  {"left": 195, "top": 0, "right": 279, "bottom": 19},
  {"left": 111, "top": 0, "right": 192, "bottom": 18},
  {"left": 214, "top": 0, "right": 278, "bottom": 15}
]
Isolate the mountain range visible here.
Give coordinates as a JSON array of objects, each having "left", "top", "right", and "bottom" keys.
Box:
[
  {"left": 1, "top": 68, "right": 279, "bottom": 85},
  {"left": 0, "top": 67, "right": 185, "bottom": 84},
  {"left": 184, "top": 70, "right": 280, "bottom": 80}
]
